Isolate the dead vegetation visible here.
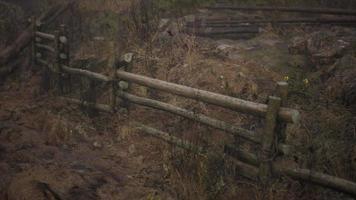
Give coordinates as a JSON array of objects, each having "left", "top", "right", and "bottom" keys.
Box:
[{"left": 0, "top": 0, "right": 356, "bottom": 200}]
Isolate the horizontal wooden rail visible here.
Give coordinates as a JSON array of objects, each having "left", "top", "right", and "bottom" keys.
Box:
[
  {"left": 224, "top": 144, "right": 259, "bottom": 166},
  {"left": 60, "top": 97, "right": 112, "bottom": 113},
  {"left": 36, "top": 44, "right": 55, "bottom": 53},
  {"left": 55, "top": 67, "right": 300, "bottom": 125},
  {"left": 35, "top": 31, "right": 56, "bottom": 40},
  {"left": 138, "top": 123, "right": 356, "bottom": 196},
  {"left": 274, "top": 165, "right": 356, "bottom": 196},
  {"left": 204, "top": 18, "right": 356, "bottom": 25},
  {"left": 136, "top": 123, "right": 259, "bottom": 179},
  {"left": 224, "top": 145, "right": 356, "bottom": 196},
  {"left": 57, "top": 67, "right": 300, "bottom": 124},
  {"left": 136, "top": 123, "right": 205, "bottom": 153},
  {"left": 205, "top": 5, "right": 356, "bottom": 16},
  {"left": 116, "top": 71, "right": 300, "bottom": 124},
  {"left": 62, "top": 65, "right": 111, "bottom": 82},
  {"left": 36, "top": 58, "right": 50, "bottom": 67},
  {"left": 118, "top": 91, "right": 259, "bottom": 143},
  {"left": 199, "top": 28, "right": 259, "bottom": 35}
]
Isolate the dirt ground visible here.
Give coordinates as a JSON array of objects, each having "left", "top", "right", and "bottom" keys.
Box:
[
  {"left": 0, "top": 74, "right": 180, "bottom": 199},
  {"left": 1, "top": 2, "right": 356, "bottom": 200}
]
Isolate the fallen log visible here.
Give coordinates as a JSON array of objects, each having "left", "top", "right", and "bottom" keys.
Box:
[
  {"left": 205, "top": 5, "right": 356, "bottom": 16},
  {"left": 0, "top": 1, "right": 74, "bottom": 67},
  {"left": 116, "top": 71, "right": 300, "bottom": 124},
  {"left": 60, "top": 97, "right": 112, "bottom": 113}
]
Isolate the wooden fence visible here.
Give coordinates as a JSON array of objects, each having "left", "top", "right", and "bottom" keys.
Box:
[{"left": 31, "top": 23, "right": 356, "bottom": 196}]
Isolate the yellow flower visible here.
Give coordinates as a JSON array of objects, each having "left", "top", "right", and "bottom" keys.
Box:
[
  {"left": 303, "top": 78, "right": 309, "bottom": 85},
  {"left": 284, "top": 76, "right": 289, "bottom": 81}
]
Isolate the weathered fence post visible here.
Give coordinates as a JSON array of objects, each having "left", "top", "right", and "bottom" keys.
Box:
[
  {"left": 259, "top": 96, "right": 282, "bottom": 182},
  {"left": 57, "top": 24, "right": 70, "bottom": 94},
  {"left": 34, "top": 19, "right": 52, "bottom": 92},
  {"left": 275, "top": 81, "right": 289, "bottom": 144},
  {"left": 109, "top": 41, "right": 119, "bottom": 112},
  {"left": 54, "top": 30, "right": 61, "bottom": 94},
  {"left": 116, "top": 53, "right": 134, "bottom": 112},
  {"left": 31, "top": 16, "right": 42, "bottom": 70}
]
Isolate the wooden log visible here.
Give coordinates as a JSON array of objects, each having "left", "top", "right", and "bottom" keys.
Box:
[
  {"left": 35, "top": 31, "right": 56, "bottom": 41},
  {"left": 61, "top": 65, "right": 111, "bottom": 82},
  {"left": 137, "top": 122, "right": 356, "bottom": 195},
  {"left": 205, "top": 5, "right": 356, "bottom": 16},
  {"left": 225, "top": 147, "right": 356, "bottom": 195},
  {"left": 225, "top": 144, "right": 356, "bottom": 195},
  {"left": 274, "top": 165, "right": 356, "bottom": 196},
  {"left": 60, "top": 97, "right": 112, "bottom": 113},
  {"left": 259, "top": 96, "right": 281, "bottom": 182},
  {"left": 225, "top": 143, "right": 293, "bottom": 165},
  {"left": 119, "top": 91, "right": 293, "bottom": 154},
  {"left": 138, "top": 123, "right": 259, "bottom": 180},
  {"left": 0, "top": 2, "right": 74, "bottom": 66},
  {"left": 118, "top": 91, "right": 259, "bottom": 143},
  {"left": 201, "top": 27, "right": 259, "bottom": 34},
  {"left": 136, "top": 123, "right": 205, "bottom": 154},
  {"left": 230, "top": 157, "right": 259, "bottom": 180},
  {"left": 35, "top": 44, "right": 55, "bottom": 53},
  {"left": 205, "top": 18, "right": 356, "bottom": 25},
  {"left": 36, "top": 58, "right": 50, "bottom": 67},
  {"left": 224, "top": 144, "right": 259, "bottom": 166},
  {"left": 115, "top": 71, "right": 300, "bottom": 124}
]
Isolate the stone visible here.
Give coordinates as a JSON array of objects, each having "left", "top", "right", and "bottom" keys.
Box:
[
  {"left": 288, "top": 36, "right": 307, "bottom": 55},
  {"left": 309, "top": 33, "right": 350, "bottom": 67},
  {"left": 289, "top": 31, "right": 352, "bottom": 68},
  {"left": 93, "top": 141, "right": 103, "bottom": 149},
  {"left": 128, "top": 144, "right": 136, "bottom": 155}
]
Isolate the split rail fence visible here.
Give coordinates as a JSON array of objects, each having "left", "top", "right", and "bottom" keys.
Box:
[{"left": 30, "top": 22, "right": 356, "bottom": 196}]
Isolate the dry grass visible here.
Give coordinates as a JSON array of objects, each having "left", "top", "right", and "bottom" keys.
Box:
[{"left": 39, "top": 0, "right": 356, "bottom": 199}]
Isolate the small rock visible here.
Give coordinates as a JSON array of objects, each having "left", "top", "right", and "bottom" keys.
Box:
[
  {"left": 128, "top": 144, "right": 136, "bottom": 155},
  {"left": 288, "top": 36, "right": 307, "bottom": 55},
  {"left": 93, "top": 141, "right": 103, "bottom": 149},
  {"left": 159, "top": 19, "right": 170, "bottom": 29}
]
